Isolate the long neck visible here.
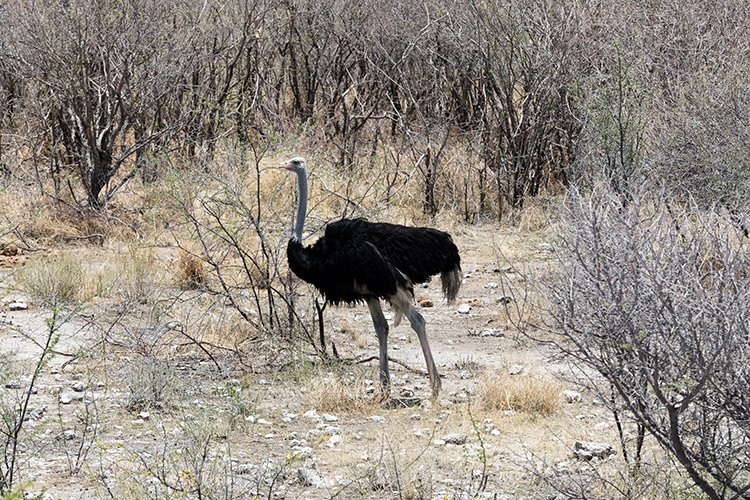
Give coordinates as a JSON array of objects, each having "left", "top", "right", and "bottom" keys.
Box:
[{"left": 292, "top": 168, "right": 308, "bottom": 241}]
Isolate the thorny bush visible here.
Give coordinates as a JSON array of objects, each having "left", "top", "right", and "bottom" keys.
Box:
[{"left": 541, "top": 187, "right": 750, "bottom": 499}]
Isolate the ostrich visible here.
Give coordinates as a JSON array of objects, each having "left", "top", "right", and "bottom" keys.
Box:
[{"left": 282, "top": 156, "right": 461, "bottom": 399}]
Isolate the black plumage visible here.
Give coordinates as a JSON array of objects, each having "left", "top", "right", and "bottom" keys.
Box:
[
  {"left": 281, "top": 156, "right": 461, "bottom": 399},
  {"left": 287, "top": 218, "right": 461, "bottom": 306}
]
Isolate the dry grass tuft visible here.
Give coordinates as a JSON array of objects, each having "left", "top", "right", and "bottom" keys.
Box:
[
  {"left": 15, "top": 253, "right": 98, "bottom": 304},
  {"left": 518, "top": 199, "right": 554, "bottom": 232},
  {"left": 476, "top": 370, "right": 561, "bottom": 416},
  {"left": 305, "top": 375, "right": 378, "bottom": 414},
  {"left": 176, "top": 250, "right": 207, "bottom": 289},
  {"left": 110, "top": 247, "right": 164, "bottom": 303}
]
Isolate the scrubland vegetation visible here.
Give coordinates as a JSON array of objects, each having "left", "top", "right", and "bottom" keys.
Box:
[{"left": 1, "top": 0, "right": 749, "bottom": 498}]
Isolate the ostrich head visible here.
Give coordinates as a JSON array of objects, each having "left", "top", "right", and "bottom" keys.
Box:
[{"left": 281, "top": 156, "right": 306, "bottom": 173}]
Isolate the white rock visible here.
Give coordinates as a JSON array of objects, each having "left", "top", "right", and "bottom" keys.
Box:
[
  {"left": 442, "top": 433, "right": 468, "bottom": 445},
  {"left": 457, "top": 304, "right": 472, "bottom": 314},
  {"left": 322, "top": 413, "right": 339, "bottom": 422},
  {"left": 572, "top": 441, "right": 615, "bottom": 460},
  {"left": 60, "top": 392, "right": 82, "bottom": 404},
  {"left": 9, "top": 302, "right": 28, "bottom": 311},
  {"left": 292, "top": 446, "right": 314, "bottom": 459},
  {"left": 508, "top": 364, "right": 524, "bottom": 375},
  {"left": 298, "top": 466, "right": 332, "bottom": 488},
  {"left": 63, "top": 429, "right": 76, "bottom": 441},
  {"left": 369, "top": 415, "right": 386, "bottom": 423},
  {"left": 414, "top": 428, "right": 432, "bottom": 438},
  {"left": 561, "top": 390, "right": 582, "bottom": 403},
  {"left": 538, "top": 243, "right": 554, "bottom": 252},
  {"left": 71, "top": 381, "right": 87, "bottom": 392},
  {"left": 326, "top": 434, "right": 341, "bottom": 448},
  {"left": 138, "top": 411, "right": 151, "bottom": 420},
  {"left": 491, "top": 428, "right": 502, "bottom": 436},
  {"left": 420, "top": 399, "right": 432, "bottom": 410},
  {"left": 4, "top": 380, "right": 21, "bottom": 389},
  {"left": 282, "top": 412, "right": 297, "bottom": 423},
  {"left": 593, "top": 422, "right": 611, "bottom": 431},
  {"left": 432, "top": 439, "right": 447, "bottom": 446},
  {"left": 303, "top": 409, "right": 319, "bottom": 420},
  {"left": 480, "top": 328, "right": 505, "bottom": 338},
  {"left": 410, "top": 413, "right": 422, "bottom": 421},
  {"left": 484, "top": 282, "right": 499, "bottom": 289}
]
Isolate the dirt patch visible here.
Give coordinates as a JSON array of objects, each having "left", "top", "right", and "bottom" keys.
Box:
[{"left": 0, "top": 224, "right": 626, "bottom": 499}]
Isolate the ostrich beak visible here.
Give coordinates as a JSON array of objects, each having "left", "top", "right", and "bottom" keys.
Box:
[{"left": 280, "top": 161, "right": 294, "bottom": 171}]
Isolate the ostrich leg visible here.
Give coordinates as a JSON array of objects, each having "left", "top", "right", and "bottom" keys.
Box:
[
  {"left": 367, "top": 298, "right": 390, "bottom": 395},
  {"left": 407, "top": 307, "right": 441, "bottom": 399}
]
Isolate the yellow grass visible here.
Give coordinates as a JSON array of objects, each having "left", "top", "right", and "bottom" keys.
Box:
[{"left": 476, "top": 370, "right": 562, "bottom": 417}]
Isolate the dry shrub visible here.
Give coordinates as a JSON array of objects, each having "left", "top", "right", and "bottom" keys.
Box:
[
  {"left": 176, "top": 250, "right": 206, "bottom": 289},
  {"left": 15, "top": 253, "right": 96, "bottom": 304},
  {"left": 111, "top": 247, "right": 164, "bottom": 303},
  {"left": 305, "top": 376, "right": 378, "bottom": 414},
  {"left": 476, "top": 371, "right": 561, "bottom": 416}
]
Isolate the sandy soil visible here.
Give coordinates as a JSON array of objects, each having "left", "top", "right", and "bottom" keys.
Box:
[{"left": 0, "top": 224, "right": 621, "bottom": 499}]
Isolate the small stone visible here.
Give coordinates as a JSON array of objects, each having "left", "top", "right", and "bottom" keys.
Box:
[
  {"left": 282, "top": 412, "right": 297, "bottom": 423},
  {"left": 457, "top": 304, "right": 471, "bottom": 314},
  {"left": 593, "top": 422, "right": 611, "bottom": 431},
  {"left": 572, "top": 441, "right": 615, "bottom": 460},
  {"left": 60, "top": 392, "right": 83, "bottom": 404},
  {"left": 322, "top": 413, "right": 339, "bottom": 422},
  {"left": 459, "top": 371, "right": 472, "bottom": 380},
  {"left": 484, "top": 282, "right": 499, "bottom": 289},
  {"left": 419, "top": 298, "right": 434, "bottom": 308},
  {"left": 496, "top": 296, "right": 513, "bottom": 305},
  {"left": 561, "top": 390, "right": 582, "bottom": 403},
  {"left": 298, "top": 466, "right": 332, "bottom": 488},
  {"left": 292, "top": 446, "right": 314, "bottom": 459},
  {"left": 480, "top": 328, "right": 505, "bottom": 338},
  {"left": 71, "top": 381, "right": 86, "bottom": 392},
  {"left": 235, "top": 463, "right": 256, "bottom": 475},
  {"left": 63, "top": 429, "right": 76, "bottom": 441},
  {"left": 8, "top": 302, "right": 28, "bottom": 311},
  {"left": 442, "top": 433, "right": 468, "bottom": 445},
  {"left": 509, "top": 364, "right": 524, "bottom": 375},
  {"left": 538, "top": 243, "right": 554, "bottom": 252},
  {"left": 131, "top": 419, "right": 146, "bottom": 426},
  {"left": 326, "top": 434, "right": 341, "bottom": 448},
  {"left": 303, "top": 410, "right": 319, "bottom": 419},
  {"left": 25, "top": 406, "right": 46, "bottom": 421},
  {"left": 399, "top": 388, "right": 415, "bottom": 398},
  {"left": 4, "top": 380, "right": 21, "bottom": 389},
  {"left": 410, "top": 413, "right": 422, "bottom": 421},
  {"left": 257, "top": 418, "right": 273, "bottom": 426},
  {"left": 138, "top": 411, "right": 151, "bottom": 420},
  {"left": 369, "top": 415, "right": 386, "bottom": 423},
  {"left": 414, "top": 428, "right": 432, "bottom": 438},
  {"left": 491, "top": 428, "right": 501, "bottom": 436},
  {"left": 420, "top": 399, "right": 432, "bottom": 410},
  {"left": 432, "top": 439, "right": 447, "bottom": 446},
  {"left": 2, "top": 244, "right": 19, "bottom": 256}
]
